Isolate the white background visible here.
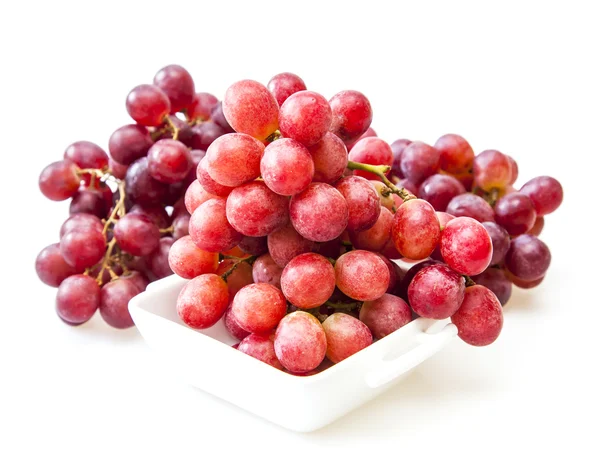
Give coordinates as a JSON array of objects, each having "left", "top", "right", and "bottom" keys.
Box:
[{"left": 1, "top": 1, "right": 598, "bottom": 448}]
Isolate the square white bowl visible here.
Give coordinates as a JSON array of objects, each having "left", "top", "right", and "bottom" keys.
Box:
[{"left": 129, "top": 274, "right": 457, "bottom": 432}]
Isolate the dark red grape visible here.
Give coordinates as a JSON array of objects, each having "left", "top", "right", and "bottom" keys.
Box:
[
  {"left": 481, "top": 221, "right": 510, "bottom": 266},
  {"left": 56, "top": 274, "right": 101, "bottom": 325},
  {"left": 267, "top": 223, "right": 316, "bottom": 267},
  {"left": 99, "top": 278, "right": 141, "bottom": 329},
  {"left": 113, "top": 213, "right": 160, "bottom": 257},
  {"left": 205, "top": 133, "right": 264, "bottom": 187},
  {"left": 119, "top": 271, "right": 149, "bottom": 293},
  {"left": 348, "top": 137, "right": 393, "bottom": 180},
  {"left": 395, "top": 178, "right": 418, "bottom": 196},
  {"left": 390, "top": 139, "right": 412, "bottom": 178},
  {"left": 186, "top": 121, "right": 228, "bottom": 151},
  {"left": 451, "top": 285, "right": 503, "bottom": 346},
  {"left": 505, "top": 270, "right": 545, "bottom": 289},
  {"left": 335, "top": 176, "right": 380, "bottom": 232},
  {"left": 504, "top": 234, "right": 551, "bottom": 281},
  {"left": 322, "top": 313, "right": 372, "bottom": 363},
  {"left": 146, "top": 237, "right": 174, "bottom": 279},
  {"left": 36, "top": 243, "right": 79, "bottom": 287},
  {"left": 147, "top": 139, "right": 192, "bottom": 183},
  {"left": 126, "top": 84, "right": 170, "bottom": 127},
  {"left": 172, "top": 213, "right": 191, "bottom": 240},
  {"left": 69, "top": 189, "right": 108, "bottom": 218},
  {"left": 153, "top": 64, "right": 195, "bottom": 113},
  {"left": 335, "top": 250, "right": 389, "bottom": 301},
  {"left": 446, "top": 193, "right": 495, "bottom": 223},
  {"left": 64, "top": 141, "right": 108, "bottom": 171},
  {"left": 267, "top": 72, "right": 307, "bottom": 106},
  {"left": 395, "top": 259, "right": 442, "bottom": 300},
  {"left": 400, "top": 141, "right": 440, "bottom": 185},
  {"left": 281, "top": 253, "right": 335, "bottom": 309},
  {"left": 231, "top": 283, "right": 287, "bottom": 334},
  {"left": 434, "top": 134, "right": 474, "bottom": 174},
  {"left": 440, "top": 217, "right": 492, "bottom": 276},
  {"left": 279, "top": 91, "right": 332, "bottom": 147},
  {"left": 274, "top": 311, "right": 327, "bottom": 373},
  {"left": 210, "top": 102, "right": 235, "bottom": 133},
  {"left": 473, "top": 268, "right": 512, "bottom": 306},
  {"left": 125, "top": 157, "right": 169, "bottom": 206},
  {"left": 261, "top": 138, "right": 314, "bottom": 196},
  {"left": 408, "top": 265, "right": 465, "bottom": 319},
  {"left": 418, "top": 174, "right": 466, "bottom": 211},
  {"left": 494, "top": 192, "right": 536, "bottom": 236},
  {"left": 187, "top": 92, "right": 219, "bottom": 122},
  {"left": 392, "top": 199, "right": 440, "bottom": 260},
  {"left": 252, "top": 254, "right": 283, "bottom": 288},
  {"left": 60, "top": 229, "right": 106, "bottom": 271},
  {"left": 129, "top": 204, "right": 170, "bottom": 229},
  {"left": 520, "top": 176, "right": 563, "bottom": 216},
  {"left": 238, "top": 333, "right": 283, "bottom": 370},
  {"left": 39, "top": 160, "right": 81, "bottom": 201},
  {"left": 60, "top": 213, "right": 103, "bottom": 238},
  {"left": 109, "top": 158, "right": 129, "bottom": 179},
  {"left": 109, "top": 124, "right": 154, "bottom": 165},
  {"left": 329, "top": 90, "right": 372, "bottom": 144},
  {"left": 177, "top": 274, "right": 229, "bottom": 329},
  {"left": 359, "top": 293, "right": 412, "bottom": 339},
  {"left": 238, "top": 236, "right": 268, "bottom": 256}
]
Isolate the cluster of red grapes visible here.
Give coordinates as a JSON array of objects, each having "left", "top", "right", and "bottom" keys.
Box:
[{"left": 36, "top": 65, "right": 562, "bottom": 377}]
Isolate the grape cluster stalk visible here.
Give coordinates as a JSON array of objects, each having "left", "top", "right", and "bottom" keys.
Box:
[{"left": 37, "top": 67, "right": 562, "bottom": 376}]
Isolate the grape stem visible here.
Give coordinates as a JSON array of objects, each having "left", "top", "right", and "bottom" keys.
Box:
[
  {"left": 159, "top": 225, "right": 174, "bottom": 234},
  {"left": 464, "top": 275, "right": 476, "bottom": 287},
  {"left": 324, "top": 300, "right": 360, "bottom": 311},
  {"left": 265, "top": 130, "right": 281, "bottom": 143},
  {"left": 164, "top": 116, "right": 180, "bottom": 141},
  {"left": 346, "top": 161, "right": 416, "bottom": 202},
  {"left": 95, "top": 238, "right": 118, "bottom": 284},
  {"left": 220, "top": 255, "right": 257, "bottom": 281}
]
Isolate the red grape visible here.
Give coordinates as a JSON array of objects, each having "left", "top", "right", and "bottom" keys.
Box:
[
  {"left": 392, "top": 199, "right": 440, "bottom": 260},
  {"left": 100, "top": 278, "right": 141, "bottom": 329},
  {"left": 64, "top": 141, "right": 108, "bottom": 171},
  {"left": 187, "top": 92, "right": 218, "bottom": 121},
  {"left": 473, "top": 149, "right": 512, "bottom": 191},
  {"left": 348, "top": 137, "right": 393, "bottom": 180},
  {"left": 267, "top": 72, "right": 307, "bottom": 106},
  {"left": 505, "top": 270, "right": 545, "bottom": 289},
  {"left": 147, "top": 139, "right": 192, "bottom": 183},
  {"left": 279, "top": 91, "right": 332, "bottom": 147},
  {"left": 380, "top": 237, "right": 402, "bottom": 260},
  {"left": 274, "top": 311, "right": 327, "bottom": 373},
  {"left": 481, "top": 221, "right": 510, "bottom": 266},
  {"left": 390, "top": 139, "right": 412, "bottom": 179},
  {"left": 408, "top": 265, "right": 465, "bottom": 319},
  {"left": 39, "top": 160, "right": 81, "bottom": 201},
  {"left": 329, "top": 90, "right": 372, "bottom": 144},
  {"left": 504, "top": 234, "right": 551, "bottom": 281},
  {"left": 473, "top": 268, "right": 512, "bottom": 306},
  {"left": 267, "top": 223, "right": 316, "bottom": 267},
  {"left": 113, "top": 213, "right": 160, "bottom": 257},
  {"left": 196, "top": 158, "right": 233, "bottom": 197},
  {"left": 306, "top": 132, "right": 348, "bottom": 184},
  {"left": 528, "top": 216, "right": 545, "bottom": 236},
  {"left": 177, "top": 274, "right": 230, "bottom": 329},
  {"left": 109, "top": 158, "right": 129, "bottom": 179},
  {"left": 56, "top": 274, "right": 101, "bottom": 325},
  {"left": 451, "top": 285, "right": 503, "bottom": 346},
  {"left": 395, "top": 178, "right": 418, "bottom": 196},
  {"left": 184, "top": 180, "right": 219, "bottom": 214},
  {"left": 238, "top": 333, "right": 283, "bottom": 370},
  {"left": 322, "top": 313, "right": 372, "bottom": 363},
  {"left": 520, "top": 176, "right": 563, "bottom": 216},
  {"left": 223, "top": 80, "right": 279, "bottom": 141},
  {"left": 440, "top": 217, "right": 492, "bottom": 276},
  {"left": 494, "top": 192, "right": 536, "bottom": 236},
  {"left": 260, "top": 138, "right": 314, "bottom": 195},
  {"left": 69, "top": 189, "right": 108, "bottom": 218},
  {"left": 153, "top": 64, "right": 195, "bottom": 113},
  {"left": 210, "top": 101, "right": 235, "bottom": 133},
  {"left": 252, "top": 254, "right": 283, "bottom": 288},
  {"left": 289, "top": 183, "right": 349, "bottom": 242},
  {"left": 400, "top": 141, "right": 440, "bottom": 185},
  {"left": 454, "top": 171, "right": 475, "bottom": 191},
  {"left": 377, "top": 254, "right": 400, "bottom": 293},
  {"left": 223, "top": 306, "right": 250, "bottom": 340},
  {"left": 60, "top": 228, "right": 106, "bottom": 271},
  {"left": 108, "top": 124, "right": 154, "bottom": 165},
  {"left": 189, "top": 198, "right": 242, "bottom": 252},
  {"left": 36, "top": 243, "right": 79, "bottom": 287},
  {"left": 120, "top": 271, "right": 149, "bottom": 293},
  {"left": 335, "top": 176, "right": 380, "bottom": 232},
  {"left": 335, "top": 250, "right": 389, "bottom": 301},
  {"left": 216, "top": 260, "right": 254, "bottom": 301},
  {"left": 418, "top": 174, "right": 466, "bottom": 211},
  {"left": 434, "top": 133, "right": 474, "bottom": 174},
  {"left": 507, "top": 155, "right": 519, "bottom": 184},
  {"left": 126, "top": 84, "right": 170, "bottom": 127},
  {"left": 129, "top": 204, "right": 170, "bottom": 229},
  {"left": 125, "top": 157, "right": 169, "bottom": 206},
  {"left": 168, "top": 235, "right": 218, "bottom": 279},
  {"left": 231, "top": 283, "right": 287, "bottom": 334},
  {"left": 446, "top": 193, "right": 495, "bottom": 223},
  {"left": 359, "top": 293, "right": 412, "bottom": 339},
  {"left": 281, "top": 253, "right": 335, "bottom": 309},
  {"left": 146, "top": 237, "right": 175, "bottom": 280},
  {"left": 237, "top": 236, "right": 268, "bottom": 256},
  {"left": 205, "top": 133, "right": 264, "bottom": 187},
  {"left": 350, "top": 207, "right": 393, "bottom": 252}
]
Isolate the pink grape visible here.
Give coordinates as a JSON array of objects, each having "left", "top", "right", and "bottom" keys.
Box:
[
  {"left": 56, "top": 274, "right": 101, "bottom": 325},
  {"left": 519, "top": 176, "right": 563, "bottom": 216},
  {"left": 528, "top": 216, "right": 545, "bottom": 236},
  {"left": 434, "top": 133, "right": 475, "bottom": 174},
  {"left": 350, "top": 207, "right": 393, "bottom": 252},
  {"left": 390, "top": 139, "right": 412, "bottom": 178},
  {"left": 231, "top": 283, "right": 287, "bottom": 334},
  {"left": 125, "top": 157, "right": 169, "bottom": 206},
  {"left": 205, "top": 133, "right": 264, "bottom": 187},
  {"left": 238, "top": 334, "right": 283, "bottom": 370},
  {"left": 446, "top": 193, "right": 495, "bottom": 223},
  {"left": 223, "top": 80, "right": 279, "bottom": 141},
  {"left": 322, "top": 313, "right": 373, "bottom": 363},
  {"left": 335, "top": 176, "right": 380, "bottom": 232},
  {"left": 69, "top": 189, "right": 108, "bottom": 218},
  {"left": 215, "top": 260, "right": 254, "bottom": 301},
  {"left": 39, "top": 160, "right": 81, "bottom": 201},
  {"left": 451, "top": 285, "right": 503, "bottom": 346},
  {"left": 281, "top": 253, "right": 335, "bottom": 309},
  {"left": 126, "top": 84, "right": 170, "bottom": 127},
  {"left": 347, "top": 127, "right": 378, "bottom": 152},
  {"left": 109, "top": 158, "right": 129, "bottom": 179},
  {"left": 260, "top": 138, "right": 314, "bottom": 195},
  {"left": 146, "top": 237, "right": 175, "bottom": 279},
  {"left": 418, "top": 174, "right": 466, "bottom": 211},
  {"left": 473, "top": 268, "right": 512, "bottom": 306},
  {"left": 329, "top": 90, "right": 372, "bottom": 144},
  {"left": 63, "top": 141, "right": 108, "bottom": 171},
  {"left": 100, "top": 278, "right": 141, "bottom": 329},
  {"left": 252, "top": 254, "right": 283, "bottom": 288},
  {"left": 186, "top": 92, "right": 218, "bottom": 121},
  {"left": 400, "top": 141, "right": 440, "bottom": 185},
  {"left": 226, "top": 181, "right": 289, "bottom": 236},
  {"left": 59, "top": 213, "right": 104, "bottom": 238},
  {"left": 113, "top": 213, "right": 160, "bottom": 257},
  {"left": 359, "top": 294, "right": 412, "bottom": 339},
  {"left": 348, "top": 137, "right": 393, "bottom": 180},
  {"left": 267, "top": 72, "right": 307, "bottom": 106},
  {"left": 481, "top": 221, "right": 510, "bottom": 266},
  {"left": 168, "top": 235, "right": 219, "bottom": 279},
  {"left": 309, "top": 132, "right": 348, "bottom": 184},
  {"left": 36, "top": 243, "right": 79, "bottom": 287},
  {"left": 473, "top": 149, "right": 513, "bottom": 190},
  {"left": 392, "top": 199, "right": 440, "bottom": 260},
  {"left": 504, "top": 234, "right": 551, "bottom": 281},
  {"left": 108, "top": 124, "right": 154, "bottom": 165},
  {"left": 494, "top": 192, "right": 536, "bottom": 236},
  {"left": 279, "top": 91, "right": 332, "bottom": 147},
  {"left": 147, "top": 139, "right": 192, "bottom": 183},
  {"left": 189, "top": 198, "right": 242, "bottom": 252},
  {"left": 335, "top": 250, "right": 389, "bottom": 301},
  {"left": 196, "top": 158, "right": 233, "bottom": 197},
  {"left": 267, "top": 223, "right": 316, "bottom": 267},
  {"left": 440, "top": 217, "right": 492, "bottom": 276},
  {"left": 289, "top": 183, "right": 349, "bottom": 242},
  {"left": 238, "top": 236, "right": 268, "bottom": 256},
  {"left": 274, "top": 311, "right": 327, "bottom": 373},
  {"left": 408, "top": 265, "right": 465, "bottom": 319},
  {"left": 507, "top": 155, "right": 519, "bottom": 184},
  {"left": 60, "top": 228, "right": 106, "bottom": 271},
  {"left": 184, "top": 180, "right": 219, "bottom": 214},
  {"left": 153, "top": 64, "right": 195, "bottom": 113},
  {"left": 223, "top": 306, "right": 250, "bottom": 340},
  {"left": 177, "top": 274, "right": 230, "bottom": 329},
  {"left": 120, "top": 271, "right": 149, "bottom": 293}
]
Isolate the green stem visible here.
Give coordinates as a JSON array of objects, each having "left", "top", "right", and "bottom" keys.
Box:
[
  {"left": 220, "top": 255, "right": 257, "bottom": 281},
  {"left": 464, "top": 275, "right": 476, "bottom": 287},
  {"left": 324, "top": 301, "right": 360, "bottom": 311},
  {"left": 346, "top": 161, "right": 415, "bottom": 202}
]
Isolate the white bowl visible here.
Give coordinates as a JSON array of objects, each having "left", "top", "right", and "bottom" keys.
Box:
[{"left": 129, "top": 274, "right": 457, "bottom": 432}]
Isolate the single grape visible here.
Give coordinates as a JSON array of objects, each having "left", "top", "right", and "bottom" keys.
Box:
[
  {"left": 130, "top": 204, "right": 170, "bottom": 229},
  {"left": 347, "top": 127, "right": 378, "bottom": 152},
  {"left": 359, "top": 293, "right": 412, "bottom": 339},
  {"left": 473, "top": 268, "right": 512, "bottom": 306},
  {"left": 223, "top": 80, "right": 279, "bottom": 140},
  {"left": 210, "top": 101, "right": 235, "bottom": 133},
  {"left": 289, "top": 183, "right": 349, "bottom": 242},
  {"left": 184, "top": 180, "right": 219, "bottom": 214},
  {"left": 377, "top": 254, "right": 400, "bottom": 293},
  {"left": 56, "top": 274, "right": 101, "bottom": 325},
  {"left": 113, "top": 213, "right": 160, "bottom": 257},
  {"left": 36, "top": 243, "right": 79, "bottom": 287},
  {"left": 520, "top": 176, "right": 563, "bottom": 216},
  {"left": 408, "top": 265, "right": 465, "bottom": 319},
  {"left": 395, "top": 259, "right": 441, "bottom": 300},
  {"left": 274, "top": 311, "right": 327, "bottom": 373},
  {"left": 309, "top": 131, "right": 349, "bottom": 184},
  {"left": 329, "top": 90, "right": 372, "bottom": 144},
  {"left": 481, "top": 221, "right": 510, "bottom": 266},
  {"left": 267, "top": 223, "right": 316, "bottom": 267},
  {"left": 168, "top": 235, "right": 218, "bottom": 279},
  {"left": 147, "top": 139, "right": 192, "bottom": 183},
  {"left": 335, "top": 250, "right": 389, "bottom": 301},
  {"left": 125, "top": 157, "right": 169, "bottom": 206},
  {"left": 60, "top": 228, "right": 105, "bottom": 271},
  {"left": 153, "top": 64, "right": 195, "bottom": 113},
  {"left": 267, "top": 72, "right": 307, "bottom": 106},
  {"left": 392, "top": 199, "right": 440, "bottom": 260},
  {"left": 504, "top": 234, "right": 551, "bottom": 281},
  {"left": 126, "top": 84, "right": 171, "bottom": 127},
  {"left": 280, "top": 253, "right": 335, "bottom": 309},
  {"left": 39, "top": 160, "right": 81, "bottom": 201},
  {"left": 63, "top": 141, "right": 108, "bottom": 171},
  {"left": 380, "top": 237, "right": 402, "bottom": 260},
  {"left": 180, "top": 149, "right": 206, "bottom": 188},
  {"left": 189, "top": 198, "right": 242, "bottom": 252},
  {"left": 454, "top": 171, "right": 474, "bottom": 191},
  {"left": 119, "top": 271, "right": 149, "bottom": 293},
  {"left": 440, "top": 217, "right": 492, "bottom": 276},
  {"left": 322, "top": 313, "right": 372, "bottom": 363},
  {"left": 182, "top": 121, "right": 226, "bottom": 151},
  {"left": 237, "top": 333, "right": 283, "bottom": 370},
  {"left": 108, "top": 124, "right": 154, "bottom": 165},
  {"left": 494, "top": 192, "right": 536, "bottom": 236},
  {"left": 108, "top": 158, "right": 129, "bottom": 179},
  {"left": 260, "top": 138, "right": 314, "bottom": 196},
  {"left": 434, "top": 133, "right": 475, "bottom": 174},
  {"left": 252, "top": 254, "right": 283, "bottom": 288},
  {"left": 99, "top": 278, "right": 141, "bottom": 329},
  {"left": 231, "top": 283, "right": 287, "bottom": 334},
  {"left": 430, "top": 212, "right": 456, "bottom": 260},
  {"left": 335, "top": 176, "right": 380, "bottom": 232},
  {"left": 451, "top": 285, "right": 503, "bottom": 346},
  {"left": 400, "top": 141, "right": 440, "bottom": 185},
  {"left": 505, "top": 270, "right": 545, "bottom": 289},
  {"left": 473, "top": 149, "right": 513, "bottom": 191},
  {"left": 507, "top": 155, "right": 519, "bottom": 184},
  {"left": 528, "top": 216, "right": 545, "bottom": 236},
  {"left": 446, "top": 193, "right": 495, "bottom": 223},
  {"left": 215, "top": 260, "right": 254, "bottom": 301},
  {"left": 186, "top": 92, "right": 219, "bottom": 121},
  {"left": 350, "top": 207, "right": 393, "bottom": 252},
  {"left": 390, "top": 139, "right": 412, "bottom": 178},
  {"left": 205, "top": 133, "right": 264, "bottom": 187},
  {"left": 69, "top": 189, "right": 108, "bottom": 218},
  {"left": 146, "top": 237, "right": 175, "bottom": 280},
  {"left": 196, "top": 157, "right": 233, "bottom": 197},
  {"left": 238, "top": 236, "right": 268, "bottom": 256},
  {"left": 223, "top": 306, "right": 250, "bottom": 340},
  {"left": 418, "top": 174, "right": 466, "bottom": 211},
  {"left": 279, "top": 91, "right": 332, "bottom": 147},
  {"left": 348, "top": 137, "right": 394, "bottom": 181},
  {"left": 177, "top": 274, "right": 230, "bottom": 329}
]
